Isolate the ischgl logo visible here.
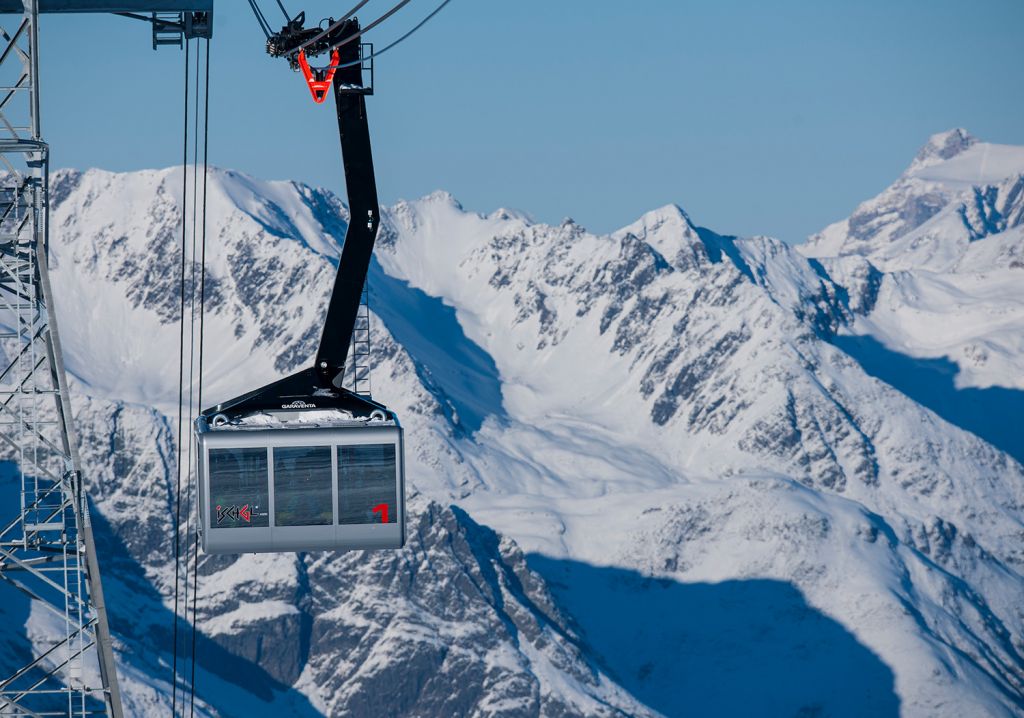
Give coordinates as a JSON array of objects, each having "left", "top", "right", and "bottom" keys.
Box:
[{"left": 216, "top": 504, "right": 252, "bottom": 524}]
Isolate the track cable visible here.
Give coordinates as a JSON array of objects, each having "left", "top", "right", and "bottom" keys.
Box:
[
  {"left": 331, "top": 0, "right": 453, "bottom": 71},
  {"left": 171, "top": 33, "right": 211, "bottom": 715},
  {"left": 188, "top": 35, "right": 212, "bottom": 718},
  {"left": 181, "top": 37, "right": 201, "bottom": 712},
  {"left": 170, "top": 35, "right": 191, "bottom": 718},
  {"left": 297, "top": 0, "right": 415, "bottom": 56},
  {"left": 247, "top": 0, "right": 272, "bottom": 38},
  {"left": 248, "top": 0, "right": 454, "bottom": 71}
]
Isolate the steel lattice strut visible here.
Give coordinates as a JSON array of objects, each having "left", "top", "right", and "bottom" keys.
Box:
[{"left": 0, "top": 2, "right": 122, "bottom": 716}]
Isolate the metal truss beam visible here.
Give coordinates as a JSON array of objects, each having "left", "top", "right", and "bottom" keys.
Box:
[{"left": 0, "top": 1, "right": 210, "bottom": 13}]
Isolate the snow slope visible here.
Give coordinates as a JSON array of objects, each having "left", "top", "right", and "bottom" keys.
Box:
[
  {"left": 2, "top": 130, "right": 1022, "bottom": 716},
  {"left": 799, "top": 129, "right": 1024, "bottom": 470}
]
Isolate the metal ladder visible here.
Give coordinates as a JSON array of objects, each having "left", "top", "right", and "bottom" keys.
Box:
[
  {"left": 344, "top": 285, "right": 372, "bottom": 396},
  {"left": 151, "top": 12, "right": 184, "bottom": 49}
]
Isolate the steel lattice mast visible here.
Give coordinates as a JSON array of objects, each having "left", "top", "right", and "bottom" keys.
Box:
[
  {"left": 0, "top": 4, "right": 123, "bottom": 715},
  {"left": 0, "top": 4, "right": 121, "bottom": 712},
  {"left": 0, "top": 2, "right": 210, "bottom": 716}
]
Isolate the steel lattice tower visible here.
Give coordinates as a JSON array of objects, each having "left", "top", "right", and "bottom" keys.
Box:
[{"left": 0, "top": 2, "right": 122, "bottom": 715}]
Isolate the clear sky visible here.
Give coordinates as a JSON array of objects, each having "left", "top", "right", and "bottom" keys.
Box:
[{"left": 31, "top": 0, "right": 1024, "bottom": 243}]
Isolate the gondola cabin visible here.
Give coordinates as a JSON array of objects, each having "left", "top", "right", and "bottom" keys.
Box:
[
  {"left": 193, "top": 15, "right": 408, "bottom": 555},
  {"left": 195, "top": 413, "right": 405, "bottom": 554}
]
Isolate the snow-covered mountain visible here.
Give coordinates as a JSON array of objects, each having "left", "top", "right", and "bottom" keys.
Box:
[
  {"left": 2, "top": 128, "right": 1022, "bottom": 716},
  {"left": 802, "top": 128, "right": 1024, "bottom": 463}
]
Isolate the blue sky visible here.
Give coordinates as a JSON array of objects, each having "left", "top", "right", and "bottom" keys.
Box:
[{"left": 33, "top": 0, "right": 1024, "bottom": 242}]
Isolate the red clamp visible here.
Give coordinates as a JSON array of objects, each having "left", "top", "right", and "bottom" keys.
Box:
[{"left": 297, "top": 48, "right": 340, "bottom": 104}]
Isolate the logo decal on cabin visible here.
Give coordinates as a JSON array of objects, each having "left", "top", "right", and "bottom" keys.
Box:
[
  {"left": 215, "top": 504, "right": 252, "bottom": 524},
  {"left": 281, "top": 400, "right": 316, "bottom": 409}
]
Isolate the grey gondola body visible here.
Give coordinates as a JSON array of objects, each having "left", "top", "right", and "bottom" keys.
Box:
[
  {"left": 195, "top": 417, "right": 405, "bottom": 554},
  {"left": 193, "top": 19, "right": 407, "bottom": 555}
]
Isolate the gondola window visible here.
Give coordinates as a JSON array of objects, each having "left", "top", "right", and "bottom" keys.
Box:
[
  {"left": 209, "top": 447, "right": 270, "bottom": 528},
  {"left": 338, "top": 444, "right": 397, "bottom": 524},
  {"left": 273, "top": 446, "right": 333, "bottom": 526}
]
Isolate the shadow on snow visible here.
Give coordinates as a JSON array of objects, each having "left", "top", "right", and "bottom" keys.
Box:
[
  {"left": 368, "top": 256, "right": 506, "bottom": 435},
  {"left": 832, "top": 334, "right": 1024, "bottom": 465},
  {"left": 527, "top": 555, "right": 900, "bottom": 718}
]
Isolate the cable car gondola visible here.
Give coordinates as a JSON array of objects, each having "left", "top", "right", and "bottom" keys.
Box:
[
  {"left": 195, "top": 16, "right": 405, "bottom": 554},
  {"left": 195, "top": 413, "right": 405, "bottom": 553}
]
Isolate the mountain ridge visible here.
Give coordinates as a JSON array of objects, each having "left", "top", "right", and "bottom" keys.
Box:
[{"left": 1, "top": 129, "right": 1022, "bottom": 715}]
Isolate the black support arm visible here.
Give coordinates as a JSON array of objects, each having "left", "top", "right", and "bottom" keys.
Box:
[
  {"left": 315, "top": 20, "right": 378, "bottom": 387},
  {"left": 201, "top": 17, "right": 393, "bottom": 423}
]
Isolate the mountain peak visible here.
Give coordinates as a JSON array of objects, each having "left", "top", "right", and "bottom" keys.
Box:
[
  {"left": 615, "top": 203, "right": 695, "bottom": 239},
  {"left": 608, "top": 203, "right": 703, "bottom": 271},
  {"left": 641, "top": 202, "right": 691, "bottom": 225},
  {"left": 909, "top": 128, "right": 978, "bottom": 172},
  {"left": 419, "top": 189, "right": 464, "bottom": 210}
]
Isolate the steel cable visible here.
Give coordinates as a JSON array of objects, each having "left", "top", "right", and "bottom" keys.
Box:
[
  {"left": 247, "top": 0, "right": 272, "bottom": 38},
  {"left": 182, "top": 38, "right": 202, "bottom": 713},
  {"left": 330, "top": 0, "right": 453, "bottom": 71},
  {"left": 294, "top": 0, "right": 372, "bottom": 51},
  {"left": 297, "top": 0, "right": 415, "bottom": 57},
  {"left": 259, "top": 0, "right": 453, "bottom": 73},
  {"left": 337, "top": 0, "right": 373, "bottom": 24},
  {"left": 294, "top": 0, "right": 454, "bottom": 76},
  {"left": 188, "top": 36, "right": 212, "bottom": 718},
  {"left": 170, "top": 36, "right": 191, "bottom": 718}
]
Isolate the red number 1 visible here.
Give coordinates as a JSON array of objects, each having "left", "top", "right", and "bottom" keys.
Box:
[{"left": 372, "top": 503, "right": 389, "bottom": 523}]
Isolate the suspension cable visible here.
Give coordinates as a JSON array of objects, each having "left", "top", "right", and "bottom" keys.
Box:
[
  {"left": 298, "top": 0, "right": 415, "bottom": 56},
  {"left": 181, "top": 35, "right": 201, "bottom": 712},
  {"left": 246, "top": 0, "right": 272, "bottom": 38},
  {"left": 330, "top": 0, "right": 453, "bottom": 71},
  {"left": 292, "top": 0, "right": 371, "bottom": 50},
  {"left": 372, "top": 0, "right": 451, "bottom": 55},
  {"left": 170, "top": 36, "right": 191, "bottom": 718},
  {"left": 298, "top": 0, "right": 453, "bottom": 74},
  {"left": 274, "top": 0, "right": 291, "bottom": 22},
  {"left": 336, "top": 0, "right": 373, "bottom": 25},
  {"left": 188, "top": 35, "right": 212, "bottom": 718}
]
